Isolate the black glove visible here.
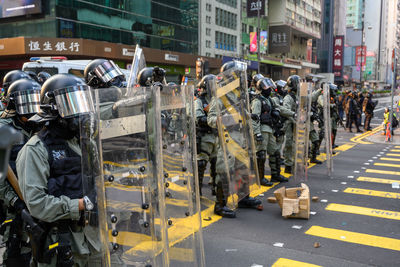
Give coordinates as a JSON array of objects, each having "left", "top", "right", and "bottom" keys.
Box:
[
  {"left": 12, "top": 198, "right": 26, "bottom": 214},
  {"left": 251, "top": 114, "right": 259, "bottom": 121},
  {"left": 198, "top": 116, "right": 208, "bottom": 127}
]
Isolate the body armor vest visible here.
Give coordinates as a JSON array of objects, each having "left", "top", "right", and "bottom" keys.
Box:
[
  {"left": 38, "top": 129, "right": 83, "bottom": 200},
  {"left": 197, "top": 95, "right": 215, "bottom": 134}
]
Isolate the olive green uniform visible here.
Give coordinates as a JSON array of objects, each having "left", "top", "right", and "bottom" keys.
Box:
[
  {"left": 282, "top": 92, "right": 297, "bottom": 167},
  {"left": 271, "top": 93, "right": 294, "bottom": 152},
  {"left": 17, "top": 135, "right": 102, "bottom": 267}
]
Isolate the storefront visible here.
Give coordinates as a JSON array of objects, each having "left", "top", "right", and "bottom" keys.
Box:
[{"left": 0, "top": 37, "right": 221, "bottom": 83}]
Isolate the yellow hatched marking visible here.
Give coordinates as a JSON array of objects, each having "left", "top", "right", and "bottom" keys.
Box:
[
  {"left": 357, "top": 177, "right": 400, "bottom": 184},
  {"left": 395, "top": 146, "right": 400, "bottom": 148},
  {"left": 386, "top": 153, "right": 400, "bottom": 157},
  {"left": 380, "top": 157, "right": 400, "bottom": 162},
  {"left": 326, "top": 203, "right": 400, "bottom": 220},
  {"left": 306, "top": 226, "right": 400, "bottom": 251},
  {"left": 374, "top": 162, "right": 400, "bottom": 168},
  {"left": 366, "top": 169, "right": 400, "bottom": 176},
  {"left": 390, "top": 149, "right": 400, "bottom": 152},
  {"left": 272, "top": 258, "right": 321, "bottom": 267},
  {"left": 343, "top": 187, "right": 400, "bottom": 199}
]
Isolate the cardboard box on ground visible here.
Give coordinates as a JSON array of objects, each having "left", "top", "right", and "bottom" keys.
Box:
[{"left": 273, "top": 183, "right": 310, "bottom": 219}]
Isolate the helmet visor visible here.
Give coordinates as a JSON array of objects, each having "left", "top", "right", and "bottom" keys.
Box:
[
  {"left": 54, "top": 85, "right": 94, "bottom": 118},
  {"left": 94, "top": 60, "right": 124, "bottom": 83},
  {"left": 259, "top": 79, "right": 276, "bottom": 91},
  {"left": 12, "top": 89, "right": 41, "bottom": 115},
  {"left": 234, "top": 61, "right": 248, "bottom": 71}
]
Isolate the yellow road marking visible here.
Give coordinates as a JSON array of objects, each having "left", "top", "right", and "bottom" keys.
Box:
[
  {"left": 343, "top": 187, "right": 400, "bottom": 199},
  {"left": 390, "top": 149, "right": 400, "bottom": 152},
  {"left": 387, "top": 153, "right": 400, "bottom": 157},
  {"left": 357, "top": 176, "right": 400, "bottom": 184},
  {"left": 305, "top": 226, "right": 400, "bottom": 251},
  {"left": 380, "top": 157, "right": 400, "bottom": 162},
  {"left": 326, "top": 203, "right": 400, "bottom": 220},
  {"left": 350, "top": 126, "right": 382, "bottom": 144},
  {"left": 374, "top": 162, "right": 400, "bottom": 168},
  {"left": 366, "top": 169, "right": 400, "bottom": 176},
  {"left": 272, "top": 258, "right": 321, "bottom": 267},
  {"left": 395, "top": 146, "right": 400, "bottom": 148}
]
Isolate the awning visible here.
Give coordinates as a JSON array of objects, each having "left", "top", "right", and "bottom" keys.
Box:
[
  {"left": 261, "top": 59, "right": 284, "bottom": 66},
  {"left": 283, "top": 63, "right": 302, "bottom": 70},
  {"left": 301, "top": 61, "right": 320, "bottom": 69}
]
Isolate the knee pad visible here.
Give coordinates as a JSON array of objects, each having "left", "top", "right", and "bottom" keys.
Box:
[{"left": 256, "top": 150, "right": 267, "bottom": 160}]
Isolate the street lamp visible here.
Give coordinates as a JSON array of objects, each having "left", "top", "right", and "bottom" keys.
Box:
[{"left": 359, "top": 21, "right": 373, "bottom": 88}]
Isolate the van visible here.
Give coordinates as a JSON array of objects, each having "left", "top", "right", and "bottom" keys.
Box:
[{"left": 22, "top": 57, "right": 130, "bottom": 79}]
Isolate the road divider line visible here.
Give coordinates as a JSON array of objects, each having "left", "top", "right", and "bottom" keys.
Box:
[
  {"left": 380, "top": 157, "right": 400, "bottom": 162},
  {"left": 326, "top": 203, "right": 400, "bottom": 220},
  {"left": 394, "top": 146, "right": 400, "bottom": 148},
  {"left": 343, "top": 187, "right": 400, "bottom": 199},
  {"left": 386, "top": 153, "right": 400, "bottom": 157},
  {"left": 272, "top": 258, "right": 321, "bottom": 267},
  {"left": 357, "top": 177, "right": 400, "bottom": 184},
  {"left": 305, "top": 226, "right": 400, "bottom": 251},
  {"left": 374, "top": 162, "right": 400, "bottom": 168},
  {"left": 366, "top": 169, "right": 400, "bottom": 176},
  {"left": 350, "top": 126, "right": 383, "bottom": 144}
]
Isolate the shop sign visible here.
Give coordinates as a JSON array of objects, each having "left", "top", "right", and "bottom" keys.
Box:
[
  {"left": 165, "top": 54, "right": 179, "bottom": 62},
  {"left": 25, "top": 38, "right": 82, "bottom": 55},
  {"left": 332, "top": 35, "right": 344, "bottom": 78}
]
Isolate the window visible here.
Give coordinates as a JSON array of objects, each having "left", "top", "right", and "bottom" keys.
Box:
[
  {"left": 242, "top": 23, "right": 247, "bottom": 33},
  {"left": 206, "top": 3, "right": 211, "bottom": 11},
  {"left": 206, "top": 52, "right": 211, "bottom": 57},
  {"left": 206, "top": 16, "right": 211, "bottom": 24},
  {"left": 206, "top": 28, "right": 211, "bottom": 36},
  {"left": 215, "top": 7, "right": 237, "bottom": 30}
]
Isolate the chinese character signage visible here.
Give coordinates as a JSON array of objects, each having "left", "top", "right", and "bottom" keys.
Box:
[
  {"left": 260, "top": 31, "right": 268, "bottom": 54},
  {"left": 246, "top": 0, "right": 265, "bottom": 17},
  {"left": 25, "top": 38, "right": 82, "bottom": 55},
  {"left": 332, "top": 35, "right": 344, "bottom": 78},
  {"left": 355, "top": 45, "right": 366, "bottom": 72},
  {"left": 268, "top": 26, "right": 291, "bottom": 54},
  {"left": 250, "top": 32, "right": 257, "bottom": 53}
]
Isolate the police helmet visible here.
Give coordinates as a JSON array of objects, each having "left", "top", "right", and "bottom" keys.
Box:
[
  {"left": 2, "top": 70, "right": 32, "bottom": 94},
  {"left": 287, "top": 75, "right": 301, "bottom": 92},
  {"left": 328, "top": 83, "right": 338, "bottom": 96},
  {"left": 84, "top": 59, "right": 125, "bottom": 88},
  {"left": 220, "top": 61, "right": 247, "bottom": 73},
  {"left": 0, "top": 79, "right": 41, "bottom": 119},
  {"left": 37, "top": 71, "right": 52, "bottom": 85},
  {"left": 30, "top": 74, "right": 94, "bottom": 122},
  {"left": 25, "top": 71, "right": 39, "bottom": 83},
  {"left": 137, "top": 67, "right": 167, "bottom": 87},
  {"left": 252, "top": 74, "right": 264, "bottom": 87},
  {"left": 257, "top": 78, "right": 276, "bottom": 98},
  {"left": 275, "top": 80, "right": 287, "bottom": 96}
]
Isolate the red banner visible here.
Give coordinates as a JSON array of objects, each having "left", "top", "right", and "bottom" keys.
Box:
[
  {"left": 250, "top": 32, "right": 257, "bottom": 53},
  {"left": 355, "top": 46, "right": 367, "bottom": 71},
  {"left": 332, "top": 36, "right": 344, "bottom": 78}
]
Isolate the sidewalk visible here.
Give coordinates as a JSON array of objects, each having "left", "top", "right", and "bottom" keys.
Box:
[{"left": 365, "top": 127, "right": 400, "bottom": 144}]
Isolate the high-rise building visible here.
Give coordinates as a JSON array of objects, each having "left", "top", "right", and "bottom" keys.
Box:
[
  {"left": 0, "top": 0, "right": 222, "bottom": 81},
  {"left": 199, "top": 0, "right": 241, "bottom": 59},
  {"left": 267, "top": 0, "right": 322, "bottom": 79},
  {"left": 346, "top": 0, "right": 364, "bottom": 29}
]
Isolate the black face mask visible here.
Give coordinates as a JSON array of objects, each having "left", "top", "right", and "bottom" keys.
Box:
[
  {"left": 49, "top": 118, "right": 79, "bottom": 140},
  {"left": 261, "top": 88, "right": 272, "bottom": 98}
]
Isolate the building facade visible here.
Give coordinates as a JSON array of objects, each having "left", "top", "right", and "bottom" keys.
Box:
[
  {"left": 199, "top": 0, "right": 241, "bottom": 58},
  {"left": 346, "top": 0, "right": 363, "bottom": 29}
]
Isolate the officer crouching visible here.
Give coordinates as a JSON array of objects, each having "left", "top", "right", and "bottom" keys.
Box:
[{"left": 16, "top": 74, "right": 100, "bottom": 266}]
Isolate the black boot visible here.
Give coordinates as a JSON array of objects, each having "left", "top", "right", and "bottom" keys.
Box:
[
  {"left": 210, "top": 157, "right": 217, "bottom": 195},
  {"left": 257, "top": 151, "right": 273, "bottom": 186},
  {"left": 238, "top": 195, "right": 262, "bottom": 209},
  {"left": 271, "top": 153, "right": 288, "bottom": 182},
  {"left": 197, "top": 160, "right": 207, "bottom": 196},
  {"left": 310, "top": 142, "right": 322, "bottom": 164},
  {"left": 214, "top": 182, "right": 236, "bottom": 218},
  {"left": 284, "top": 165, "right": 292, "bottom": 174}
]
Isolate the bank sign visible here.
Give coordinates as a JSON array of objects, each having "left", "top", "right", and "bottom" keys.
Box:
[{"left": 332, "top": 35, "right": 344, "bottom": 78}]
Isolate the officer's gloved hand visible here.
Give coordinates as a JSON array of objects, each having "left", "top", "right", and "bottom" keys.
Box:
[
  {"left": 12, "top": 198, "right": 26, "bottom": 214},
  {"left": 198, "top": 116, "right": 208, "bottom": 127},
  {"left": 255, "top": 133, "right": 263, "bottom": 145}
]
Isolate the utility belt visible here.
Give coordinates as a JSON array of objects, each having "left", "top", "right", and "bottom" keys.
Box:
[{"left": 23, "top": 214, "right": 79, "bottom": 267}]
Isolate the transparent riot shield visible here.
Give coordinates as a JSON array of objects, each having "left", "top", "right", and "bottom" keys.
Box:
[
  {"left": 211, "top": 67, "right": 260, "bottom": 209},
  {"left": 126, "top": 45, "right": 146, "bottom": 95},
  {"left": 323, "top": 83, "right": 333, "bottom": 176},
  {"left": 160, "top": 84, "right": 205, "bottom": 267},
  {"left": 294, "top": 82, "right": 312, "bottom": 182},
  {"left": 87, "top": 86, "right": 168, "bottom": 266}
]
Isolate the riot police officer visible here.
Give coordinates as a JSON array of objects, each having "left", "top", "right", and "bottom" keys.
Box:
[
  {"left": 251, "top": 78, "right": 288, "bottom": 186},
  {"left": 0, "top": 78, "right": 42, "bottom": 266},
  {"left": 195, "top": 75, "right": 218, "bottom": 195},
  {"left": 283, "top": 75, "right": 300, "bottom": 174},
  {"left": 1, "top": 70, "right": 32, "bottom": 106},
  {"left": 138, "top": 66, "right": 167, "bottom": 87},
  {"left": 17, "top": 74, "right": 101, "bottom": 266},
  {"left": 37, "top": 72, "right": 52, "bottom": 85},
  {"left": 271, "top": 80, "right": 291, "bottom": 164},
  {"left": 309, "top": 85, "right": 323, "bottom": 164},
  {"left": 348, "top": 91, "right": 363, "bottom": 133},
  {"left": 363, "top": 91, "right": 375, "bottom": 131}
]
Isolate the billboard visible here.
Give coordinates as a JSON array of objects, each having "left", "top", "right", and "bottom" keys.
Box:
[
  {"left": 250, "top": 32, "right": 257, "bottom": 53},
  {"left": 246, "top": 0, "right": 265, "bottom": 17},
  {"left": 268, "top": 26, "right": 291, "bottom": 54},
  {"left": 1, "top": 0, "right": 42, "bottom": 18},
  {"left": 260, "top": 31, "right": 268, "bottom": 54},
  {"left": 355, "top": 46, "right": 367, "bottom": 71},
  {"left": 332, "top": 35, "right": 344, "bottom": 78}
]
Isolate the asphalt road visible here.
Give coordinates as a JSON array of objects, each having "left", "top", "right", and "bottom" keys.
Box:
[{"left": 201, "top": 96, "right": 400, "bottom": 267}]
